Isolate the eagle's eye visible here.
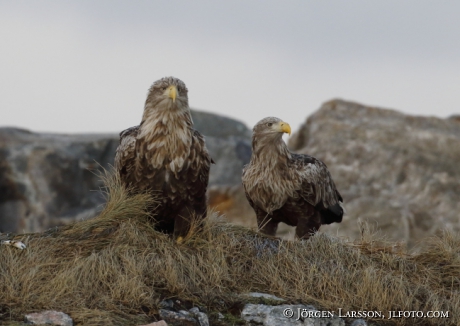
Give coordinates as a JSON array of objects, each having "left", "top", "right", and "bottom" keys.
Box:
[
  {"left": 267, "top": 123, "right": 273, "bottom": 127},
  {"left": 161, "top": 86, "right": 167, "bottom": 91}
]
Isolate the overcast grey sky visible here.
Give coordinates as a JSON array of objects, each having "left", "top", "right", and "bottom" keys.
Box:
[{"left": 1, "top": 1, "right": 459, "bottom": 134}]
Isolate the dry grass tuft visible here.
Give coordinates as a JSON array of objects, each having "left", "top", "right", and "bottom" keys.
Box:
[{"left": 1, "top": 171, "right": 459, "bottom": 325}]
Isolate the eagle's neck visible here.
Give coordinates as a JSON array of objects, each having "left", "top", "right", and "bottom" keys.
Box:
[
  {"left": 245, "top": 136, "right": 295, "bottom": 213},
  {"left": 251, "top": 136, "right": 291, "bottom": 169},
  {"left": 137, "top": 103, "right": 193, "bottom": 173}
]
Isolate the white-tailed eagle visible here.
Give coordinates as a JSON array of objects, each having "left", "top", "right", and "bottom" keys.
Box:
[
  {"left": 242, "top": 117, "right": 343, "bottom": 239},
  {"left": 114, "top": 77, "right": 213, "bottom": 239}
]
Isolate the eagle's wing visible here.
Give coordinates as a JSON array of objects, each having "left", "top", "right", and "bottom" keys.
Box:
[
  {"left": 169, "top": 129, "right": 212, "bottom": 217},
  {"left": 293, "top": 153, "right": 343, "bottom": 224},
  {"left": 242, "top": 165, "right": 257, "bottom": 208},
  {"left": 114, "top": 125, "right": 139, "bottom": 186},
  {"left": 188, "top": 129, "right": 213, "bottom": 196},
  {"left": 242, "top": 166, "right": 255, "bottom": 209}
]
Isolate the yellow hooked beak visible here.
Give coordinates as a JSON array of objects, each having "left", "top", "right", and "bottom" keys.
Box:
[
  {"left": 168, "top": 85, "right": 177, "bottom": 103},
  {"left": 279, "top": 121, "right": 291, "bottom": 136}
]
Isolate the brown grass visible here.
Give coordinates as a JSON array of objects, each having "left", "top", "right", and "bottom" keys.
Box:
[{"left": 0, "top": 172, "right": 459, "bottom": 326}]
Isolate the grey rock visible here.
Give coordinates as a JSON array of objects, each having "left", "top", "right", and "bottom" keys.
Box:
[
  {"left": 191, "top": 109, "right": 252, "bottom": 139},
  {"left": 24, "top": 310, "right": 73, "bottom": 326},
  {"left": 188, "top": 307, "right": 209, "bottom": 326},
  {"left": 189, "top": 307, "right": 200, "bottom": 314},
  {"left": 350, "top": 319, "right": 367, "bottom": 326},
  {"left": 241, "top": 304, "right": 344, "bottom": 326},
  {"left": 288, "top": 99, "right": 460, "bottom": 246},
  {"left": 206, "top": 136, "right": 251, "bottom": 186},
  {"left": 159, "top": 309, "right": 197, "bottom": 326},
  {"left": 178, "top": 310, "right": 191, "bottom": 316},
  {"left": 196, "top": 312, "right": 209, "bottom": 326},
  {"left": 0, "top": 127, "right": 117, "bottom": 233},
  {"left": 192, "top": 109, "right": 252, "bottom": 186}
]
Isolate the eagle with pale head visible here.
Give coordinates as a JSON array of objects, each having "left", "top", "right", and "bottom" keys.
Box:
[
  {"left": 242, "top": 117, "right": 344, "bottom": 239},
  {"left": 114, "top": 77, "right": 213, "bottom": 239}
]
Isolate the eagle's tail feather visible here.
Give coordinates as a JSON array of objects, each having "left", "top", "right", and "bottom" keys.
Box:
[{"left": 320, "top": 202, "right": 344, "bottom": 224}]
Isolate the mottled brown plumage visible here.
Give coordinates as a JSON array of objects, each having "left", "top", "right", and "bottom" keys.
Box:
[
  {"left": 242, "top": 117, "right": 344, "bottom": 239},
  {"left": 114, "top": 77, "right": 212, "bottom": 239}
]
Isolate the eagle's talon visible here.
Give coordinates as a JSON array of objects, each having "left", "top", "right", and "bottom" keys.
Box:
[{"left": 1, "top": 240, "right": 27, "bottom": 250}]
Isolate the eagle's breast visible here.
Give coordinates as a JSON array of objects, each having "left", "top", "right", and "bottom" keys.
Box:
[
  {"left": 243, "top": 162, "right": 300, "bottom": 213},
  {"left": 137, "top": 113, "right": 192, "bottom": 174}
]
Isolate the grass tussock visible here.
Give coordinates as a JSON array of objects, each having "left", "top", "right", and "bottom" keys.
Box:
[{"left": 1, "top": 171, "right": 459, "bottom": 326}]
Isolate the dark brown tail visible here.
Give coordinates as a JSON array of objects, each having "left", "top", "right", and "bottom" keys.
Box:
[{"left": 320, "top": 202, "right": 344, "bottom": 224}]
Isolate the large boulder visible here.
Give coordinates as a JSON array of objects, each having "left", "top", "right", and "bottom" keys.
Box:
[
  {"left": 191, "top": 110, "right": 252, "bottom": 186},
  {"left": 0, "top": 128, "right": 117, "bottom": 233},
  {"left": 289, "top": 99, "right": 460, "bottom": 246},
  {"left": 0, "top": 109, "right": 252, "bottom": 233},
  {"left": 191, "top": 109, "right": 251, "bottom": 140}
]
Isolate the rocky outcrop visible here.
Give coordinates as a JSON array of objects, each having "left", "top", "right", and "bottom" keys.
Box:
[
  {"left": 0, "top": 109, "right": 252, "bottom": 233},
  {"left": 191, "top": 110, "right": 251, "bottom": 140},
  {"left": 0, "top": 128, "right": 117, "bottom": 233},
  {"left": 3, "top": 101, "right": 459, "bottom": 246},
  {"left": 289, "top": 99, "right": 460, "bottom": 246}
]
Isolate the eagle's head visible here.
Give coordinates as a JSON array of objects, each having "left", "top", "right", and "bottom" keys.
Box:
[
  {"left": 253, "top": 117, "right": 291, "bottom": 139},
  {"left": 145, "top": 76, "right": 189, "bottom": 112},
  {"left": 251, "top": 117, "right": 292, "bottom": 157},
  {"left": 139, "top": 76, "right": 193, "bottom": 142}
]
